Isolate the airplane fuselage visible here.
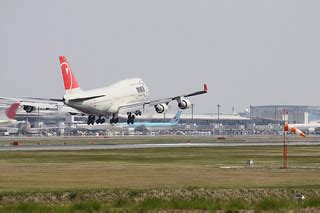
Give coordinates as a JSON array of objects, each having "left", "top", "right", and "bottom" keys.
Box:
[{"left": 63, "top": 78, "right": 150, "bottom": 116}]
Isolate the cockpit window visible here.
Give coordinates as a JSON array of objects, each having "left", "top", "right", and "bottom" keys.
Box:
[{"left": 136, "top": 86, "right": 145, "bottom": 93}]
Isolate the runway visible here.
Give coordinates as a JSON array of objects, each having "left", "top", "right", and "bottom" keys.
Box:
[{"left": 1, "top": 141, "right": 320, "bottom": 151}]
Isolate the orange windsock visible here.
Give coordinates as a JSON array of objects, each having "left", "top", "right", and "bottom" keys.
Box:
[{"left": 284, "top": 122, "right": 306, "bottom": 137}]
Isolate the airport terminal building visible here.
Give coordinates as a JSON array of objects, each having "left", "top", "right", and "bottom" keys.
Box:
[{"left": 250, "top": 105, "right": 320, "bottom": 124}]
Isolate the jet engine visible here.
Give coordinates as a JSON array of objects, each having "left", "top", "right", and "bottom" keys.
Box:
[
  {"left": 23, "top": 105, "right": 36, "bottom": 113},
  {"left": 154, "top": 103, "right": 168, "bottom": 113},
  {"left": 177, "top": 98, "right": 191, "bottom": 110}
]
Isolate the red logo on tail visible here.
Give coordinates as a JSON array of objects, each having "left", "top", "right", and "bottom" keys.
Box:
[
  {"left": 59, "top": 56, "right": 80, "bottom": 91},
  {"left": 5, "top": 103, "right": 20, "bottom": 119}
]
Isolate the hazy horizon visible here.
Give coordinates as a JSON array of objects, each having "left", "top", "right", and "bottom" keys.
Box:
[{"left": 1, "top": 0, "right": 320, "bottom": 114}]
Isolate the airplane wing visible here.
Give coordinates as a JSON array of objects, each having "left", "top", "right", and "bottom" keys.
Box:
[
  {"left": 149, "top": 83, "right": 208, "bottom": 105},
  {"left": 118, "top": 84, "right": 208, "bottom": 112},
  {"left": 0, "top": 97, "right": 81, "bottom": 114}
]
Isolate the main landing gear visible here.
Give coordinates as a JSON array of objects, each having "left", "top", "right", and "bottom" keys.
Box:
[
  {"left": 87, "top": 115, "right": 95, "bottom": 125},
  {"left": 110, "top": 113, "right": 119, "bottom": 124},
  {"left": 96, "top": 116, "right": 106, "bottom": 124},
  {"left": 127, "top": 110, "right": 142, "bottom": 124},
  {"left": 87, "top": 115, "right": 106, "bottom": 125},
  {"left": 87, "top": 110, "right": 142, "bottom": 125}
]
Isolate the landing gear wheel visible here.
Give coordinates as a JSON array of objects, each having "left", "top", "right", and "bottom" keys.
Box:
[
  {"left": 135, "top": 110, "right": 142, "bottom": 116},
  {"left": 111, "top": 118, "right": 119, "bottom": 124},
  {"left": 127, "top": 113, "right": 135, "bottom": 124},
  {"left": 110, "top": 114, "right": 119, "bottom": 124},
  {"left": 87, "top": 115, "right": 96, "bottom": 125},
  {"left": 96, "top": 115, "right": 106, "bottom": 124}
]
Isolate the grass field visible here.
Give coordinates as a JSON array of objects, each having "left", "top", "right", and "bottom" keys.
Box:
[
  {"left": 0, "top": 136, "right": 319, "bottom": 211},
  {"left": 0, "top": 134, "right": 318, "bottom": 146}
]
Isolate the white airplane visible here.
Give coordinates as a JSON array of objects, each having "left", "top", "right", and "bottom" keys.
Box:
[
  {"left": 0, "top": 102, "right": 20, "bottom": 126},
  {"left": 57, "top": 56, "right": 208, "bottom": 125},
  {"left": 0, "top": 96, "right": 80, "bottom": 115}
]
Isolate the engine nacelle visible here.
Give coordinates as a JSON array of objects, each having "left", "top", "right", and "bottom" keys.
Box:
[
  {"left": 23, "top": 105, "right": 36, "bottom": 113},
  {"left": 177, "top": 98, "right": 192, "bottom": 110},
  {"left": 154, "top": 103, "right": 168, "bottom": 113}
]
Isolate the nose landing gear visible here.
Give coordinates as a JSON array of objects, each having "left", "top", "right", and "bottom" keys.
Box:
[{"left": 127, "top": 112, "right": 135, "bottom": 124}]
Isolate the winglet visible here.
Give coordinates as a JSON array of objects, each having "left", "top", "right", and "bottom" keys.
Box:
[
  {"left": 204, "top": 84, "right": 208, "bottom": 92},
  {"left": 5, "top": 103, "right": 20, "bottom": 119},
  {"left": 183, "top": 84, "right": 208, "bottom": 98}
]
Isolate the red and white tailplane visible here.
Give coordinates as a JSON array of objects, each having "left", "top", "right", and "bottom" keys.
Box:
[
  {"left": 5, "top": 103, "right": 20, "bottom": 120},
  {"left": 59, "top": 56, "right": 81, "bottom": 94}
]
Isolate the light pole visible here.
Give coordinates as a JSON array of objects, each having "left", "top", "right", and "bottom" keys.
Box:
[
  {"left": 217, "top": 104, "right": 221, "bottom": 122},
  {"left": 191, "top": 104, "right": 194, "bottom": 121},
  {"left": 217, "top": 104, "right": 221, "bottom": 135}
]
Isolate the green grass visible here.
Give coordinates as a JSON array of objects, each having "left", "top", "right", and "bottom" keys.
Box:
[
  {"left": 0, "top": 146, "right": 320, "bottom": 191},
  {"left": 0, "top": 201, "right": 102, "bottom": 213},
  {"left": 1, "top": 145, "right": 319, "bottom": 165},
  {"left": 139, "top": 198, "right": 223, "bottom": 211},
  {"left": 0, "top": 134, "right": 316, "bottom": 146},
  {"left": 0, "top": 136, "right": 319, "bottom": 211},
  {"left": 1, "top": 197, "right": 319, "bottom": 212}
]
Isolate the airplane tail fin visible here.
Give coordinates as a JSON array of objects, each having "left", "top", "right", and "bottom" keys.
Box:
[
  {"left": 59, "top": 56, "right": 81, "bottom": 94},
  {"left": 5, "top": 103, "right": 20, "bottom": 120},
  {"left": 170, "top": 111, "right": 182, "bottom": 124}
]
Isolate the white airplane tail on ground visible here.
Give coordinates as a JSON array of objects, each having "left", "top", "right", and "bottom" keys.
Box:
[{"left": 0, "top": 103, "right": 20, "bottom": 126}]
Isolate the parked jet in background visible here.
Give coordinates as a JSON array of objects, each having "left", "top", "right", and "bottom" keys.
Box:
[
  {"left": 0, "top": 97, "right": 81, "bottom": 115},
  {"left": 0, "top": 103, "right": 20, "bottom": 126},
  {"left": 124, "top": 111, "right": 182, "bottom": 131},
  {"left": 57, "top": 56, "right": 207, "bottom": 125}
]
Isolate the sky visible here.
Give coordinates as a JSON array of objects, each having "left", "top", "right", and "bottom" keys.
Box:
[{"left": 1, "top": 0, "right": 320, "bottom": 114}]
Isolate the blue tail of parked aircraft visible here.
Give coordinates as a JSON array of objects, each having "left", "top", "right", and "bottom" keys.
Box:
[
  {"left": 169, "top": 111, "right": 182, "bottom": 124},
  {"left": 124, "top": 110, "right": 183, "bottom": 130}
]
